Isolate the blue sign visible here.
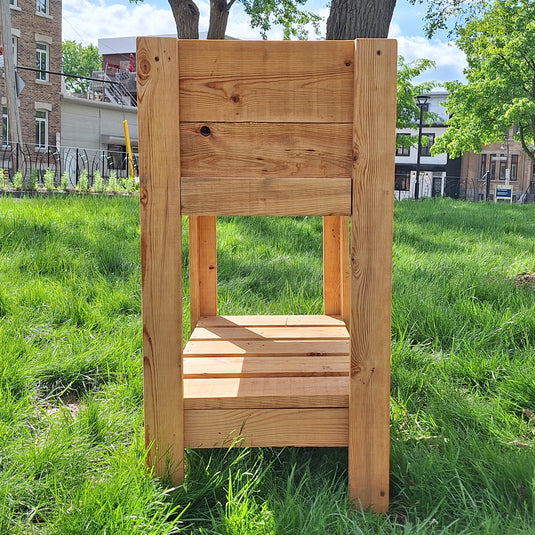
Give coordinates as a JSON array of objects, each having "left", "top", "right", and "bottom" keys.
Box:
[{"left": 496, "top": 187, "right": 512, "bottom": 198}]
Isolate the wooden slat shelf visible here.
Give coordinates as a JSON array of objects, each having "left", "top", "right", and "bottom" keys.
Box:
[{"left": 184, "top": 315, "right": 350, "bottom": 410}]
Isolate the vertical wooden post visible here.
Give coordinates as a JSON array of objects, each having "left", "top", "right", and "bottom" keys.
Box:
[
  {"left": 137, "top": 37, "right": 184, "bottom": 484},
  {"left": 189, "top": 215, "right": 218, "bottom": 331},
  {"left": 323, "top": 216, "right": 350, "bottom": 324},
  {"left": 349, "top": 39, "right": 397, "bottom": 512}
]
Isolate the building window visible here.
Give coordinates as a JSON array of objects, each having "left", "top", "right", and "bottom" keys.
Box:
[
  {"left": 490, "top": 153, "right": 496, "bottom": 180},
  {"left": 396, "top": 134, "right": 411, "bottom": 156},
  {"left": 36, "top": 0, "right": 49, "bottom": 14},
  {"left": 12, "top": 36, "right": 18, "bottom": 66},
  {"left": 395, "top": 168, "right": 411, "bottom": 191},
  {"left": 2, "top": 107, "right": 9, "bottom": 147},
  {"left": 499, "top": 154, "right": 507, "bottom": 180},
  {"left": 35, "top": 110, "right": 48, "bottom": 148},
  {"left": 10, "top": 0, "right": 17, "bottom": 6},
  {"left": 35, "top": 43, "right": 48, "bottom": 81},
  {"left": 510, "top": 154, "right": 518, "bottom": 181},
  {"left": 420, "top": 133, "right": 435, "bottom": 157}
]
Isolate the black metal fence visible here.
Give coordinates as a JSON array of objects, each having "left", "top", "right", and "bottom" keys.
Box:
[{"left": 0, "top": 142, "right": 138, "bottom": 189}]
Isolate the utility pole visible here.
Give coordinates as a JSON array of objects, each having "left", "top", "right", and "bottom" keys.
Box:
[{"left": 0, "top": 0, "right": 22, "bottom": 146}]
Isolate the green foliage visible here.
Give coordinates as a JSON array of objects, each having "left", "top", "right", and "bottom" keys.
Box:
[
  {"left": 92, "top": 170, "right": 104, "bottom": 193},
  {"left": 29, "top": 169, "right": 38, "bottom": 190},
  {"left": 106, "top": 171, "right": 119, "bottom": 192},
  {"left": 240, "top": 0, "right": 321, "bottom": 39},
  {"left": 409, "top": 0, "right": 489, "bottom": 38},
  {"left": 12, "top": 170, "right": 23, "bottom": 189},
  {"left": 433, "top": 0, "right": 535, "bottom": 162},
  {"left": 0, "top": 169, "right": 5, "bottom": 189},
  {"left": 44, "top": 168, "right": 55, "bottom": 191},
  {"left": 77, "top": 169, "right": 89, "bottom": 191},
  {"left": 60, "top": 171, "right": 69, "bottom": 190},
  {"left": 121, "top": 176, "right": 135, "bottom": 193},
  {"left": 62, "top": 40, "right": 102, "bottom": 94},
  {"left": 396, "top": 56, "right": 439, "bottom": 148}
]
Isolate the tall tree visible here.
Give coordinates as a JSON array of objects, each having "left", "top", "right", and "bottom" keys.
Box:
[
  {"left": 432, "top": 0, "right": 535, "bottom": 163},
  {"left": 62, "top": 41, "right": 102, "bottom": 94},
  {"left": 326, "top": 0, "right": 396, "bottom": 39}
]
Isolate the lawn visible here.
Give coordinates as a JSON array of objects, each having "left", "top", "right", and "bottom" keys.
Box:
[{"left": 0, "top": 194, "right": 534, "bottom": 534}]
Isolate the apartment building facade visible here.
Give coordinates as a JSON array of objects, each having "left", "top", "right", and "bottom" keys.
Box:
[{"left": 1, "top": 0, "right": 62, "bottom": 148}]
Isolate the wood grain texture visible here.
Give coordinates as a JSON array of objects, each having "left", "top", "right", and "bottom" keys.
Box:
[
  {"left": 184, "top": 376, "right": 349, "bottom": 409},
  {"left": 180, "top": 123, "right": 352, "bottom": 178},
  {"left": 188, "top": 216, "right": 217, "bottom": 331},
  {"left": 181, "top": 177, "right": 352, "bottom": 216},
  {"left": 196, "top": 315, "right": 346, "bottom": 327},
  {"left": 323, "top": 216, "right": 350, "bottom": 324},
  {"left": 184, "top": 408, "right": 349, "bottom": 448},
  {"left": 349, "top": 39, "right": 397, "bottom": 512},
  {"left": 177, "top": 40, "right": 354, "bottom": 123},
  {"left": 190, "top": 325, "right": 349, "bottom": 340},
  {"left": 184, "top": 355, "right": 349, "bottom": 378},
  {"left": 184, "top": 339, "right": 349, "bottom": 357},
  {"left": 137, "top": 37, "right": 184, "bottom": 483}
]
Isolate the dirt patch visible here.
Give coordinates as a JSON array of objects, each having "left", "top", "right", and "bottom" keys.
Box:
[{"left": 506, "top": 272, "right": 535, "bottom": 290}]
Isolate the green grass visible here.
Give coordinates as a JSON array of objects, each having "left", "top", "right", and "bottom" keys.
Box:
[{"left": 0, "top": 194, "right": 534, "bottom": 533}]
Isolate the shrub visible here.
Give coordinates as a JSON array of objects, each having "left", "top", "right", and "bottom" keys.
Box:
[
  {"left": 43, "top": 168, "right": 55, "bottom": 190},
  {"left": 106, "top": 171, "right": 119, "bottom": 192},
  {"left": 77, "top": 169, "right": 89, "bottom": 191},
  {"left": 0, "top": 168, "right": 5, "bottom": 189},
  {"left": 121, "top": 175, "right": 137, "bottom": 193},
  {"left": 12, "top": 170, "right": 23, "bottom": 189},
  {"left": 92, "top": 170, "right": 104, "bottom": 192},
  {"left": 29, "top": 169, "right": 38, "bottom": 190},
  {"left": 60, "top": 171, "right": 69, "bottom": 190}
]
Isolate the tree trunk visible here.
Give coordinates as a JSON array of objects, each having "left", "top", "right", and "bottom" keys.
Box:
[
  {"left": 326, "top": 0, "right": 397, "bottom": 39},
  {"left": 207, "top": 0, "right": 231, "bottom": 39},
  {"left": 169, "top": 0, "right": 200, "bottom": 39}
]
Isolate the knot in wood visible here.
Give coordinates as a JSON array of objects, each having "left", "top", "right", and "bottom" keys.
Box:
[
  {"left": 230, "top": 94, "right": 240, "bottom": 103},
  {"left": 200, "top": 125, "right": 212, "bottom": 137}
]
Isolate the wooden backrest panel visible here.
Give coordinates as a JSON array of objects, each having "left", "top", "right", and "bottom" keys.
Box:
[
  {"left": 176, "top": 40, "right": 358, "bottom": 216},
  {"left": 177, "top": 40, "right": 354, "bottom": 123}
]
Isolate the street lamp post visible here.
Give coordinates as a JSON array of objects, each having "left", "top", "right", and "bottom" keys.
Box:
[{"left": 414, "top": 95, "right": 429, "bottom": 200}]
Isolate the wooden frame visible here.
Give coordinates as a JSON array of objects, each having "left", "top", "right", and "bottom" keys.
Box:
[{"left": 137, "top": 38, "right": 397, "bottom": 511}]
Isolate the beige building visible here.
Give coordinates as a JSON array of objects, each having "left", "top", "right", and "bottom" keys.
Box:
[{"left": 460, "top": 136, "right": 535, "bottom": 203}]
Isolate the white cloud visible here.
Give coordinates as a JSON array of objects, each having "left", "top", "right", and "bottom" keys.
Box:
[
  {"left": 389, "top": 23, "right": 467, "bottom": 82},
  {"left": 62, "top": 0, "right": 181, "bottom": 44}
]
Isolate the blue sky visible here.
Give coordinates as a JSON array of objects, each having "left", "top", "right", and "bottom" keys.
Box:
[{"left": 62, "top": 0, "right": 467, "bottom": 83}]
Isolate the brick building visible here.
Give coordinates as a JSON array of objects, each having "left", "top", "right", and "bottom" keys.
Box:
[
  {"left": 1, "top": 0, "right": 62, "bottom": 148},
  {"left": 460, "top": 136, "right": 535, "bottom": 203}
]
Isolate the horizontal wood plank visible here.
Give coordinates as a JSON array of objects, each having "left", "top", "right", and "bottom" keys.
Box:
[
  {"left": 180, "top": 123, "right": 352, "bottom": 179},
  {"left": 181, "top": 177, "right": 352, "bottom": 216},
  {"left": 184, "top": 339, "right": 349, "bottom": 357},
  {"left": 184, "top": 408, "right": 349, "bottom": 448},
  {"left": 190, "top": 325, "right": 349, "bottom": 341},
  {"left": 184, "top": 355, "right": 349, "bottom": 378},
  {"left": 196, "top": 315, "right": 346, "bottom": 328},
  {"left": 184, "top": 376, "right": 349, "bottom": 409},
  {"left": 178, "top": 40, "right": 354, "bottom": 123}
]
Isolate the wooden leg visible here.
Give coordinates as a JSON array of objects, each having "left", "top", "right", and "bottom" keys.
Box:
[
  {"left": 138, "top": 37, "right": 185, "bottom": 484},
  {"left": 189, "top": 215, "right": 218, "bottom": 332},
  {"left": 348, "top": 38, "right": 397, "bottom": 512},
  {"left": 323, "top": 216, "right": 350, "bottom": 325}
]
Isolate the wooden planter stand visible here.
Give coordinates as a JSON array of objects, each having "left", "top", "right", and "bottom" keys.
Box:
[{"left": 137, "top": 37, "right": 397, "bottom": 512}]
